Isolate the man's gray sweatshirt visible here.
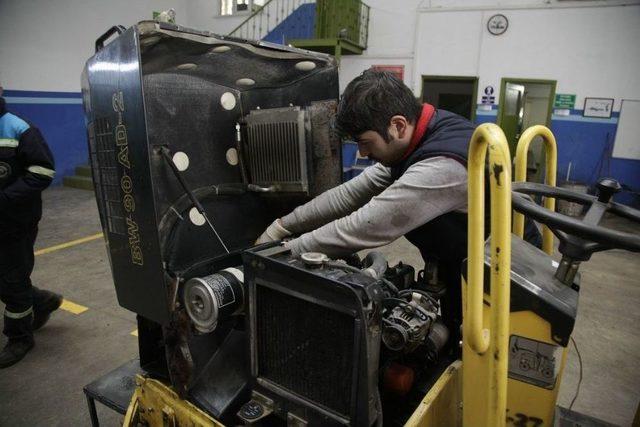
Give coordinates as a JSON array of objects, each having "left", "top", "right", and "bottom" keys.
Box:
[{"left": 281, "top": 156, "right": 467, "bottom": 258}]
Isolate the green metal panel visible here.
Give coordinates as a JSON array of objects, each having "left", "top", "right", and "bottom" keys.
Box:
[
  {"left": 316, "top": 0, "right": 368, "bottom": 49},
  {"left": 290, "top": 37, "right": 363, "bottom": 59}
]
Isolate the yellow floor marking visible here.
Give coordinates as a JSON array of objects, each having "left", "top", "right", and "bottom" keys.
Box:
[
  {"left": 131, "top": 329, "right": 138, "bottom": 337},
  {"left": 34, "top": 232, "right": 104, "bottom": 256},
  {"left": 60, "top": 299, "right": 89, "bottom": 315}
]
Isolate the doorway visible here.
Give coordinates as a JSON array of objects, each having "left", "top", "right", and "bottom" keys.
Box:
[
  {"left": 497, "top": 78, "right": 556, "bottom": 181},
  {"left": 421, "top": 76, "right": 478, "bottom": 121}
]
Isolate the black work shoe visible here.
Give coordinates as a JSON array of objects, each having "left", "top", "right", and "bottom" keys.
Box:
[
  {"left": 0, "top": 338, "right": 35, "bottom": 369},
  {"left": 33, "top": 293, "right": 63, "bottom": 331}
]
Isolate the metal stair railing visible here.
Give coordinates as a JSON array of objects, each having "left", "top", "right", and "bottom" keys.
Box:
[{"left": 229, "top": 0, "right": 315, "bottom": 41}]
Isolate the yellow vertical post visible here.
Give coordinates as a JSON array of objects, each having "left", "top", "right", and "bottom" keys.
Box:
[
  {"left": 463, "top": 124, "right": 512, "bottom": 427},
  {"left": 513, "top": 125, "right": 557, "bottom": 255}
]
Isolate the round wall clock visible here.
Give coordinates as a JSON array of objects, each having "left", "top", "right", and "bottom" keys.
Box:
[{"left": 487, "top": 14, "right": 509, "bottom": 36}]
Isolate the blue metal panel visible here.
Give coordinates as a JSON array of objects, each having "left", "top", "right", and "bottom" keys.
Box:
[{"left": 263, "top": 3, "right": 316, "bottom": 44}]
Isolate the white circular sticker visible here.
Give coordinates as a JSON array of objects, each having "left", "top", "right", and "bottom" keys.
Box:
[
  {"left": 177, "top": 63, "right": 197, "bottom": 70},
  {"left": 211, "top": 45, "right": 231, "bottom": 53},
  {"left": 295, "top": 61, "right": 316, "bottom": 71},
  {"left": 172, "top": 151, "right": 189, "bottom": 171},
  {"left": 226, "top": 148, "right": 239, "bottom": 166},
  {"left": 220, "top": 92, "right": 236, "bottom": 110},
  {"left": 189, "top": 208, "right": 206, "bottom": 226},
  {"left": 236, "top": 78, "right": 255, "bottom": 86}
]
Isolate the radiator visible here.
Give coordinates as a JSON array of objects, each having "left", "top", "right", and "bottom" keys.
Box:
[
  {"left": 243, "top": 107, "right": 309, "bottom": 193},
  {"left": 256, "top": 285, "right": 356, "bottom": 417},
  {"left": 244, "top": 246, "right": 382, "bottom": 426}
]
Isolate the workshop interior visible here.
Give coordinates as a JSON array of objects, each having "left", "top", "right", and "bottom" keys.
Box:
[{"left": 1, "top": 1, "right": 639, "bottom": 427}]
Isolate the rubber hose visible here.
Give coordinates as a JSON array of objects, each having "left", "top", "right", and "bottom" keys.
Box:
[{"left": 362, "top": 251, "right": 388, "bottom": 279}]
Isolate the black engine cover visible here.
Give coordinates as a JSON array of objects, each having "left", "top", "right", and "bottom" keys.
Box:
[{"left": 82, "top": 21, "right": 339, "bottom": 325}]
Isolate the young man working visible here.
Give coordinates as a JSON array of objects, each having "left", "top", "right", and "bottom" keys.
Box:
[
  {"left": 0, "top": 87, "right": 62, "bottom": 368},
  {"left": 257, "top": 70, "right": 541, "bottom": 342}
]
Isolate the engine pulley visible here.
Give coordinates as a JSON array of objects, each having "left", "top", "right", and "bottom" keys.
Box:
[{"left": 183, "top": 268, "right": 244, "bottom": 333}]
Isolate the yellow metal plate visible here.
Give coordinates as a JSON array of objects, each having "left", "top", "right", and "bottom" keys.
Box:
[
  {"left": 405, "top": 360, "right": 463, "bottom": 427},
  {"left": 123, "top": 375, "right": 224, "bottom": 427}
]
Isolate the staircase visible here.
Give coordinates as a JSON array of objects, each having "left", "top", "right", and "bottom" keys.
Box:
[
  {"left": 63, "top": 164, "right": 94, "bottom": 191},
  {"left": 229, "top": 0, "right": 369, "bottom": 61}
]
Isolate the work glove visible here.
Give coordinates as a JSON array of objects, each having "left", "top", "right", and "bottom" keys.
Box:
[{"left": 256, "top": 218, "right": 292, "bottom": 244}]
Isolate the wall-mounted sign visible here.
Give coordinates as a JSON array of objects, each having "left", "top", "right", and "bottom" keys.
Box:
[
  {"left": 481, "top": 85, "right": 496, "bottom": 104},
  {"left": 554, "top": 94, "right": 576, "bottom": 109},
  {"left": 481, "top": 95, "right": 495, "bottom": 105},
  {"left": 583, "top": 97, "right": 614, "bottom": 118},
  {"left": 487, "top": 14, "right": 508, "bottom": 36},
  {"left": 371, "top": 65, "right": 404, "bottom": 81}
]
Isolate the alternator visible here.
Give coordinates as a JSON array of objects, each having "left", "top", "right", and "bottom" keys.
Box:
[{"left": 382, "top": 292, "right": 438, "bottom": 353}]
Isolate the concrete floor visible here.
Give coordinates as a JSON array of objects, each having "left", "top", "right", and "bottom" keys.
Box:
[{"left": 0, "top": 186, "right": 639, "bottom": 426}]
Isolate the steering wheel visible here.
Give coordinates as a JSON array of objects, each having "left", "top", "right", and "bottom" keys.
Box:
[{"left": 512, "top": 178, "right": 640, "bottom": 282}]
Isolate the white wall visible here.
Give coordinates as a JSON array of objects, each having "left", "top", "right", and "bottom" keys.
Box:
[
  {"left": 3, "top": 0, "right": 639, "bottom": 105},
  {"left": 187, "top": 0, "right": 247, "bottom": 34},
  {"left": 339, "top": 0, "right": 422, "bottom": 90},
  {"left": 0, "top": 0, "right": 188, "bottom": 92},
  {"left": 416, "top": 4, "right": 640, "bottom": 111},
  {"left": 341, "top": 0, "right": 640, "bottom": 110}
]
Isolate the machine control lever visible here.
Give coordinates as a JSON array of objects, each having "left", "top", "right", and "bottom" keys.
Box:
[{"left": 596, "top": 177, "right": 622, "bottom": 203}]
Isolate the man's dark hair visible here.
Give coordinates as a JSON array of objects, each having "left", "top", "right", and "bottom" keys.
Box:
[{"left": 335, "top": 70, "right": 422, "bottom": 141}]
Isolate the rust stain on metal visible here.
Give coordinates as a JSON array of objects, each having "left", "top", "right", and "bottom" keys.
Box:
[{"left": 492, "top": 163, "right": 504, "bottom": 186}]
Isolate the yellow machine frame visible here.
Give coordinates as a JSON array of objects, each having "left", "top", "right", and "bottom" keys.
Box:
[
  {"left": 512, "top": 125, "right": 557, "bottom": 255},
  {"left": 461, "top": 124, "right": 513, "bottom": 427},
  {"left": 122, "top": 124, "right": 563, "bottom": 427},
  {"left": 123, "top": 375, "right": 222, "bottom": 427},
  {"left": 408, "top": 124, "right": 562, "bottom": 427}
]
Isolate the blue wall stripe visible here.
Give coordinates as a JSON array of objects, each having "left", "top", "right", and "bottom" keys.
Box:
[
  {"left": 5, "top": 96, "right": 83, "bottom": 105},
  {"left": 3, "top": 90, "right": 638, "bottom": 207},
  {"left": 4, "top": 96, "right": 87, "bottom": 186},
  {"left": 472, "top": 107, "right": 638, "bottom": 207},
  {"left": 476, "top": 104, "right": 619, "bottom": 122},
  {"left": 3, "top": 89, "right": 82, "bottom": 99},
  {"left": 551, "top": 114, "right": 618, "bottom": 124}
]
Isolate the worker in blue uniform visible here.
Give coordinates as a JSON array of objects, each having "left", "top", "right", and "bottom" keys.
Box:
[{"left": 0, "top": 87, "right": 63, "bottom": 368}]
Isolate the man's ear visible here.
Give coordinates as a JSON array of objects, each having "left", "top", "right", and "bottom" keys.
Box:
[{"left": 389, "top": 115, "right": 410, "bottom": 140}]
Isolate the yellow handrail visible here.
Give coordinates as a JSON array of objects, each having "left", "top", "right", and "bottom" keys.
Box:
[
  {"left": 465, "top": 123, "right": 512, "bottom": 427},
  {"left": 513, "top": 125, "right": 557, "bottom": 255}
]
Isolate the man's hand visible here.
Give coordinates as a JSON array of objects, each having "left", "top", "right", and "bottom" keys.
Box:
[{"left": 256, "top": 219, "right": 292, "bottom": 244}]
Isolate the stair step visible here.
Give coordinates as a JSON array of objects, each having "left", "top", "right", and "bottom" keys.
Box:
[
  {"left": 75, "top": 164, "right": 92, "bottom": 177},
  {"left": 63, "top": 175, "right": 94, "bottom": 191}
]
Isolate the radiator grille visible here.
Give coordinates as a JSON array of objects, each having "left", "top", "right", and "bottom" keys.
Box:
[
  {"left": 244, "top": 108, "right": 308, "bottom": 193},
  {"left": 88, "top": 117, "right": 126, "bottom": 235},
  {"left": 256, "top": 284, "right": 355, "bottom": 417}
]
